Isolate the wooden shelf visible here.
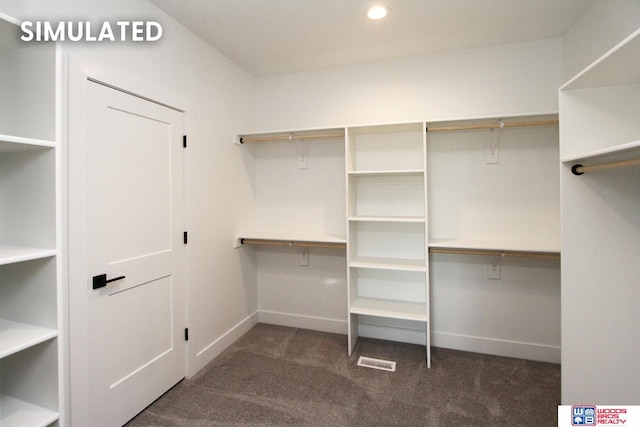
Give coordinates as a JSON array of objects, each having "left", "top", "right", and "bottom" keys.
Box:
[
  {"left": 429, "top": 238, "right": 560, "bottom": 258},
  {"left": 0, "top": 134, "right": 56, "bottom": 152},
  {"left": 0, "top": 394, "right": 59, "bottom": 427},
  {"left": 350, "top": 256, "right": 427, "bottom": 272},
  {"left": 350, "top": 297, "right": 428, "bottom": 322},
  {"left": 561, "top": 28, "right": 640, "bottom": 91},
  {"left": 0, "top": 246, "right": 57, "bottom": 266},
  {"left": 0, "top": 319, "right": 58, "bottom": 359}
]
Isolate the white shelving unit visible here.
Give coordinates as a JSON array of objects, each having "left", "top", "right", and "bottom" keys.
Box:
[
  {"left": 560, "top": 28, "right": 640, "bottom": 404},
  {"left": 235, "top": 127, "right": 348, "bottom": 336},
  {"left": 236, "top": 127, "right": 347, "bottom": 246},
  {"left": 0, "top": 13, "right": 61, "bottom": 426},
  {"left": 426, "top": 114, "right": 561, "bottom": 254},
  {"left": 346, "top": 123, "right": 430, "bottom": 366},
  {"left": 429, "top": 238, "right": 560, "bottom": 258},
  {"left": 237, "top": 115, "right": 562, "bottom": 365},
  {"left": 426, "top": 115, "right": 561, "bottom": 363}
]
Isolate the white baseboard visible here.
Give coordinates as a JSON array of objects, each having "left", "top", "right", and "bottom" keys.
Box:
[
  {"left": 190, "top": 311, "right": 559, "bottom": 375},
  {"left": 431, "top": 331, "right": 561, "bottom": 364},
  {"left": 191, "top": 311, "right": 260, "bottom": 376},
  {"left": 258, "top": 310, "right": 348, "bottom": 335},
  {"left": 357, "top": 322, "right": 560, "bottom": 364}
]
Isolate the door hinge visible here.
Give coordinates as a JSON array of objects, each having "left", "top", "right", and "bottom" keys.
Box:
[
  {"left": 183, "top": 134, "right": 187, "bottom": 148},
  {"left": 184, "top": 328, "right": 189, "bottom": 341},
  {"left": 183, "top": 231, "right": 188, "bottom": 244}
]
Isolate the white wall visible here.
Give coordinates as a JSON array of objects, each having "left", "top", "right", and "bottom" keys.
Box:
[
  {"left": 255, "top": 38, "right": 563, "bottom": 130},
  {"left": 563, "top": 0, "right": 640, "bottom": 80},
  {"left": 0, "top": 0, "right": 256, "bottom": 425},
  {"left": 253, "top": 38, "right": 564, "bottom": 363}
]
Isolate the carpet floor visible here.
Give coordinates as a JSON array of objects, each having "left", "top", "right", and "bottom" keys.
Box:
[{"left": 127, "top": 324, "right": 560, "bottom": 426}]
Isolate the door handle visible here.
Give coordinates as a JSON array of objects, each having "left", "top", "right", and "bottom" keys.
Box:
[{"left": 92, "top": 274, "right": 126, "bottom": 289}]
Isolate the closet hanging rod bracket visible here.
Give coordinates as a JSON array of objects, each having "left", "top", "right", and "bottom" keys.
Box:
[
  {"left": 571, "top": 157, "right": 640, "bottom": 175},
  {"left": 290, "top": 133, "right": 307, "bottom": 168}
]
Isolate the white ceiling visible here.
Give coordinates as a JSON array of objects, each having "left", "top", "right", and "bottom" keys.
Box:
[{"left": 149, "top": 0, "right": 595, "bottom": 77}]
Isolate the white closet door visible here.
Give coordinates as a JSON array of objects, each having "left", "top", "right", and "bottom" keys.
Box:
[{"left": 86, "top": 81, "right": 186, "bottom": 427}]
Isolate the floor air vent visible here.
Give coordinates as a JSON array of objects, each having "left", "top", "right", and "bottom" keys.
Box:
[{"left": 357, "top": 356, "right": 396, "bottom": 372}]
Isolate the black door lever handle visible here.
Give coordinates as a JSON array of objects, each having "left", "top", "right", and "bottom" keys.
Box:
[{"left": 92, "top": 274, "right": 126, "bottom": 289}]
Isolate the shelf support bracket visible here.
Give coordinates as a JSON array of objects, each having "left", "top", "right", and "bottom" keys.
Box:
[
  {"left": 290, "top": 133, "right": 307, "bottom": 169},
  {"left": 487, "top": 120, "right": 503, "bottom": 164}
]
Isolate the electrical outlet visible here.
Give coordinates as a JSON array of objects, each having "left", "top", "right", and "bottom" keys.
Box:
[
  {"left": 298, "top": 248, "right": 309, "bottom": 266},
  {"left": 488, "top": 257, "right": 500, "bottom": 280}
]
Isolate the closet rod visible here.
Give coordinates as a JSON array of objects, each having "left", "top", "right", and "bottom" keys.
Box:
[
  {"left": 429, "top": 247, "right": 560, "bottom": 260},
  {"left": 571, "top": 158, "right": 640, "bottom": 175},
  {"left": 426, "top": 119, "right": 559, "bottom": 133},
  {"left": 241, "top": 238, "right": 346, "bottom": 249},
  {"left": 240, "top": 132, "right": 345, "bottom": 143}
]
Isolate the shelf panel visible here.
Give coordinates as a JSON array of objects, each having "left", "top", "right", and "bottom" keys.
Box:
[
  {"left": 347, "top": 169, "right": 424, "bottom": 177},
  {"left": 349, "top": 216, "right": 425, "bottom": 223},
  {"left": 350, "top": 256, "right": 427, "bottom": 272},
  {"left": 237, "top": 232, "right": 346, "bottom": 249},
  {"left": 0, "top": 319, "right": 58, "bottom": 359},
  {"left": 561, "top": 139, "right": 640, "bottom": 163},
  {"left": 0, "top": 134, "right": 56, "bottom": 152},
  {"left": 429, "top": 238, "right": 560, "bottom": 258},
  {"left": 561, "top": 28, "right": 640, "bottom": 91},
  {"left": 237, "top": 127, "right": 345, "bottom": 144},
  {"left": 0, "top": 246, "right": 57, "bottom": 266},
  {"left": 350, "top": 297, "right": 428, "bottom": 322},
  {"left": 0, "top": 394, "right": 59, "bottom": 427}
]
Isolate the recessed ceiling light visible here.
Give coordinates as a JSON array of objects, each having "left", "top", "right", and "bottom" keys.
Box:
[{"left": 366, "top": 4, "right": 390, "bottom": 20}]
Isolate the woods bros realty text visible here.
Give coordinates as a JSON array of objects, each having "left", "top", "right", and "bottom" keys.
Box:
[{"left": 20, "top": 21, "right": 162, "bottom": 41}]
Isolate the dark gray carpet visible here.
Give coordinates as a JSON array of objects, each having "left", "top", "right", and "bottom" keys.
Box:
[{"left": 127, "top": 324, "right": 560, "bottom": 426}]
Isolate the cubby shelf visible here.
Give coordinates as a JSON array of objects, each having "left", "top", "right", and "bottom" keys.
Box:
[
  {"left": 349, "top": 256, "right": 427, "bottom": 271},
  {"left": 347, "top": 169, "right": 424, "bottom": 177},
  {"left": 0, "top": 246, "right": 57, "bottom": 266},
  {"left": 348, "top": 216, "right": 425, "bottom": 223},
  {"left": 0, "top": 134, "right": 55, "bottom": 152},
  {"left": 0, "top": 395, "right": 59, "bottom": 427},
  {"left": 0, "top": 319, "right": 58, "bottom": 359},
  {"left": 350, "top": 297, "right": 428, "bottom": 322}
]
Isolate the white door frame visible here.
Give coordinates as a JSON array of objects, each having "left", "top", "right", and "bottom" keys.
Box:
[{"left": 65, "top": 55, "right": 188, "bottom": 427}]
